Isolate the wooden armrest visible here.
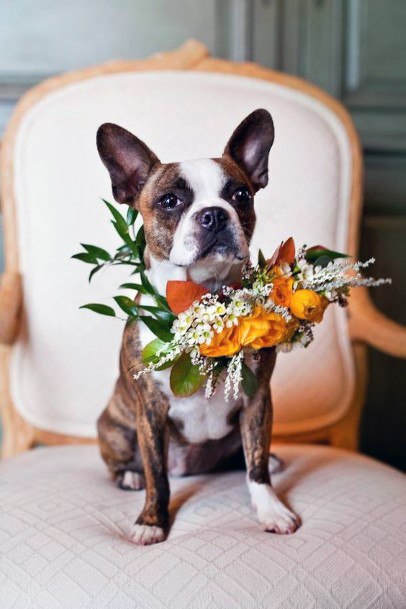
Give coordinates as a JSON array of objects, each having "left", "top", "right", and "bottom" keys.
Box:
[
  {"left": 0, "top": 272, "right": 22, "bottom": 345},
  {"left": 348, "top": 287, "right": 406, "bottom": 358}
]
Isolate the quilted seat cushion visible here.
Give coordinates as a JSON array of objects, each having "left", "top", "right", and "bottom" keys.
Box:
[{"left": 1, "top": 444, "right": 405, "bottom": 609}]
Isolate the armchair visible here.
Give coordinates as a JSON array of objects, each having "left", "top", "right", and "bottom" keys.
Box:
[{"left": 0, "top": 40, "right": 405, "bottom": 608}]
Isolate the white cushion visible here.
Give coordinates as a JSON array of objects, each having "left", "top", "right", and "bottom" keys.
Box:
[
  {"left": 10, "top": 71, "right": 354, "bottom": 437},
  {"left": 1, "top": 444, "right": 405, "bottom": 609}
]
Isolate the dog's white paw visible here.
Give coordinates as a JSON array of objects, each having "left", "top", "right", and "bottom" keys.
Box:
[
  {"left": 116, "top": 471, "right": 145, "bottom": 491},
  {"left": 259, "top": 501, "right": 301, "bottom": 534},
  {"left": 131, "top": 524, "right": 166, "bottom": 546},
  {"left": 248, "top": 481, "right": 301, "bottom": 535},
  {"left": 268, "top": 453, "right": 284, "bottom": 475}
]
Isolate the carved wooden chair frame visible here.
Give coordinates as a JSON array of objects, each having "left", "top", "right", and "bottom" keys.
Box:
[{"left": 1, "top": 40, "right": 405, "bottom": 459}]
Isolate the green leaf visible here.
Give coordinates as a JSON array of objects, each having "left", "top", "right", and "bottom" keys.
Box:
[
  {"left": 140, "top": 268, "right": 155, "bottom": 295},
  {"left": 313, "top": 255, "right": 332, "bottom": 269},
  {"left": 113, "top": 296, "right": 138, "bottom": 317},
  {"left": 142, "top": 338, "right": 177, "bottom": 370},
  {"left": 119, "top": 282, "right": 148, "bottom": 294},
  {"left": 102, "top": 199, "right": 128, "bottom": 235},
  {"left": 135, "top": 224, "right": 145, "bottom": 248},
  {"left": 112, "top": 225, "right": 139, "bottom": 257},
  {"left": 81, "top": 243, "right": 111, "bottom": 261},
  {"left": 170, "top": 352, "right": 204, "bottom": 397},
  {"left": 89, "top": 264, "right": 103, "bottom": 282},
  {"left": 111, "top": 220, "right": 130, "bottom": 242},
  {"left": 126, "top": 207, "right": 138, "bottom": 226},
  {"left": 123, "top": 232, "right": 139, "bottom": 252},
  {"left": 258, "top": 249, "right": 266, "bottom": 269},
  {"left": 116, "top": 244, "right": 132, "bottom": 254},
  {"left": 113, "top": 296, "right": 174, "bottom": 326},
  {"left": 241, "top": 362, "right": 259, "bottom": 397},
  {"left": 305, "top": 247, "right": 349, "bottom": 264},
  {"left": 139, "top": 304, "right": 175, "bottom": 326},
  {"left": 129, "top": 266, "right": 143, "bottom": 275},
  {"left": 117, "top": 261, "right": 140, "bottom": 268},
  {"left": 72, "top": 252, "right": 98, "bottom": 264},
  {"left": 139, "top": 270, "right": 171, "bottom": 311},
  {"left": 154, "top": 293, "right": 172, "bottom": 312},
  {"left": 142, "top": 338, "right": 167, "bottom": 363},
  {"left": 80, "top": 303, "right": 116, "bottom": 317},
  {"left": 113, "top": 253, "right": 135, "bottom": 264},
  {"left": 138, "top": 315, "right": 173, "bottom": 342}
]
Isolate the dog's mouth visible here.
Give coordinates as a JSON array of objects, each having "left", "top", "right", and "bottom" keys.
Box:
[
  {"left": 195, "top": 234, "right": 248, "bottom": 262},
  {"left": 169, "top": 225, "right": 250, "bottom": 269}
]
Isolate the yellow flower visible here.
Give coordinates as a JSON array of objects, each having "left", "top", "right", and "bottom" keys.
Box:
[{"left": 290, "top": 289, "right": 329, "bottom": 323}]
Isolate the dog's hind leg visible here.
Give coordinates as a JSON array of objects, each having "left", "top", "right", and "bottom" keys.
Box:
[
  {"left": 117, "top": 470, "right": 145, "bottom": 491},
  {"left": 268, "top": 453, "right": 284, "bottom": 474},
  {"left": 97, "top": 406, "right": 145, "bottom": 491}
]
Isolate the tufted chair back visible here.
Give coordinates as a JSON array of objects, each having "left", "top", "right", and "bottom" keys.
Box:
[{"left": 1, "top": 44, "right": 362, "bottom": 444}]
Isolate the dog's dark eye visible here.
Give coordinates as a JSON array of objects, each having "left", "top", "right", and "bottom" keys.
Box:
[
  {"left": 232, "top": 187, "right": 252, "bottom": 204},
  {"left": 159, "top": 193, "right": 181, "bottom": 210}
]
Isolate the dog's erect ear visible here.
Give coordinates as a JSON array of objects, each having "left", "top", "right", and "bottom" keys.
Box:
[
  {"left": 96, "top": 123, "right": 159, "bottom": 205},
  {"left": 223, "top": 109, "right": 274, "bottom": 192}
]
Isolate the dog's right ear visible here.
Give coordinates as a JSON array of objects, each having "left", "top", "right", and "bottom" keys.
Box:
[
  {"left": 223, "top": 109, "right": 274, "bottom": 192},
  {"left": 96, "top": 123, "right": 160, "bottom": 205}
]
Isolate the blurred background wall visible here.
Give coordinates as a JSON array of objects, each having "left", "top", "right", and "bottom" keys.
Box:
[{"left": 0, "top": 0, "right": 405, "bottom": 469}]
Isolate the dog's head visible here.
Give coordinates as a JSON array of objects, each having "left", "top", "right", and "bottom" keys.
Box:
[{"left": 97, "top": 109, "right": 274, "bottom": 277}]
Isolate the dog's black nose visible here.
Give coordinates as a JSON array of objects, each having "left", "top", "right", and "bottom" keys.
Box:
[{"left": 197, "top": 207, "right": 229, "bottom": 232}]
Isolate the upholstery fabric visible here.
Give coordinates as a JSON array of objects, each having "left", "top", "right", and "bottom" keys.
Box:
[
  {"left": 10, "top": 71, "right": 354, "bottom": 437},
  {"left": 1, "top": 443, "right": 405, "bottom": 609}
]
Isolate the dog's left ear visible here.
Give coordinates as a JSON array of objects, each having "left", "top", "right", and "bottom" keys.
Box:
[
  {"left": 223, "top": 109, "right": 274, "bottom": 192},
  {"left": 96, "top": 123, "right": 160, "bottom": 205}
]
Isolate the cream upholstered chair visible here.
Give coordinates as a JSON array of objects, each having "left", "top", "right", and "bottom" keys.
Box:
[{"left": 1, "top": 40, "right": 406, "bottom": 609}]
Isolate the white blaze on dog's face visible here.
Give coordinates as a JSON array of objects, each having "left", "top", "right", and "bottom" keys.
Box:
[
  {"left": 169, "top": 158, "right": 250, "bottom": 269},
  {"left": 96, "top": 109, "right": 274, "bottom": 284}
]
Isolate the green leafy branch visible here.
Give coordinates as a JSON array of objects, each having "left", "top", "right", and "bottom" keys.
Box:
[{"left": 72, "top": 199, "right": 175, "bottom": 342}]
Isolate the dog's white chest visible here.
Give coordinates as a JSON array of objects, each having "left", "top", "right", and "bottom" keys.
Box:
[
  {"left": 166, "top": 384, "right": 239, "bottom": 444},
  {"left": 138, "top": 300, "right": 240, "bottom": 444}
]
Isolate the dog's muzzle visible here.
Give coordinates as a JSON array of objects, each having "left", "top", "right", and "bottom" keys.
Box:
[
  {"left": 169, "top": 203, "right": 250, "bottom": 267},
  {"left": 193, "top": 206, "right": 236, "bottom": 258}
]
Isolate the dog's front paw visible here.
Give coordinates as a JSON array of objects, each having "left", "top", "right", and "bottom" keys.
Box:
[
  {"left": 249, "top": 481, "right": 301, "bottom": 535},
  {"left": 131, "top": 524, "right": 166, "bottom": 546},
  {"left": 258, "top": 501, "right": 301, "bottom": 535}
]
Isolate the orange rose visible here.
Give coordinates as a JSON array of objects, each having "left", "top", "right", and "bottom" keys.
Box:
[
  {"left": 290, "top": 289, "right": 329, "bottom": 323},
  {"left": 200, "top": 325, "right": 240, "bottom": 357},
  {"left": 269, "top": 275, "right": 294, "bottom": 307},
  {"left": 237, "top": 307, "right": 288, "bottom": 350},
  {"left": 200, "top": 306, "right": 293, "bottom": 358}
]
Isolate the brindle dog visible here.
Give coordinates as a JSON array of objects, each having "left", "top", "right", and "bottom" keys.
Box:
[{"left": 96, "top": 110, "right": 301, "bottom": 545}]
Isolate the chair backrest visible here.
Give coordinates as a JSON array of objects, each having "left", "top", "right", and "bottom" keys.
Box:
[{"left": 1, "top": 44, "right": 362, "bottom": 443}]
